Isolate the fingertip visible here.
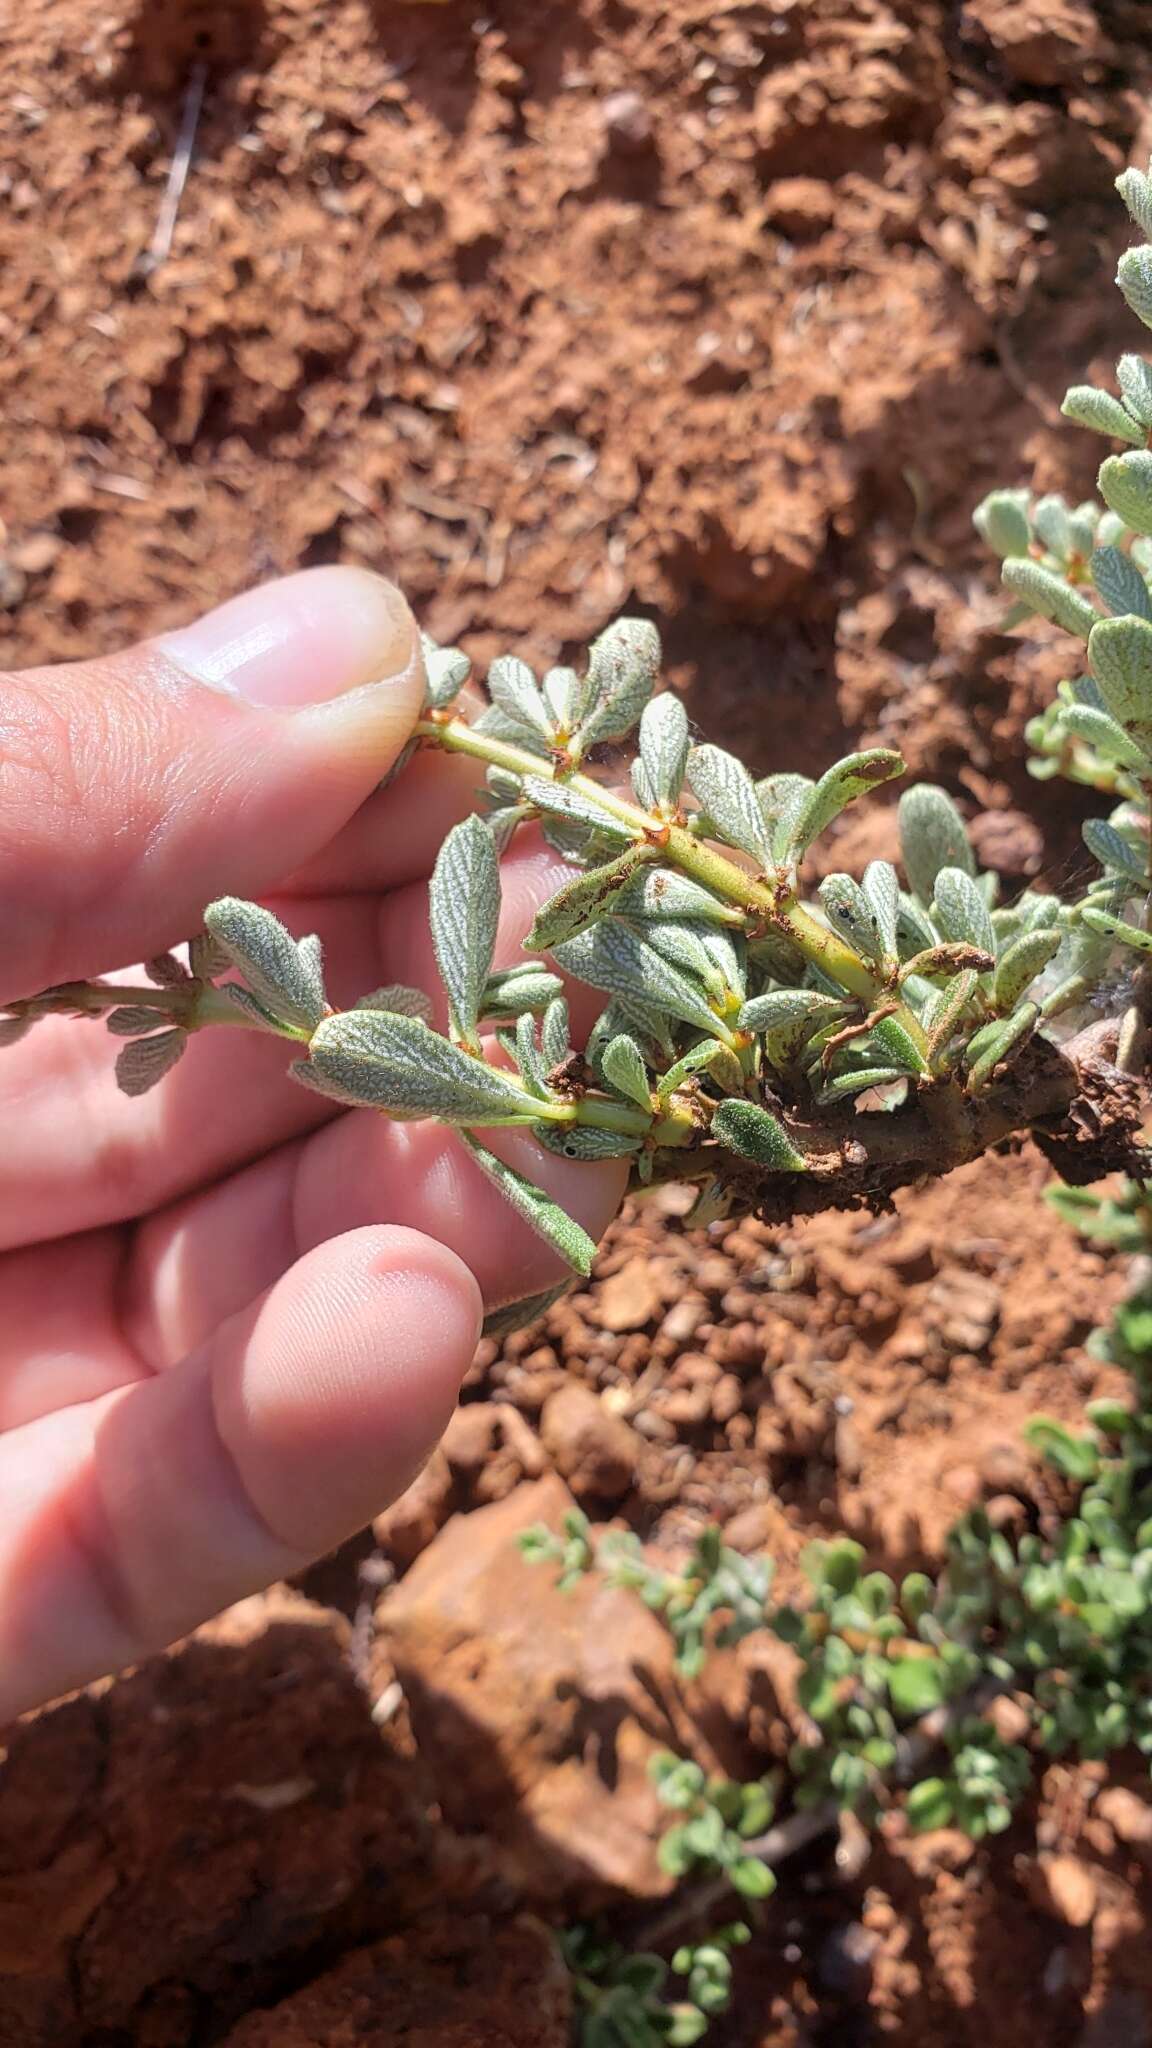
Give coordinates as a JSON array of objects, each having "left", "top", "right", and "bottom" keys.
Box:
[{"left": 216, "top": 1224, "right": 482, "bottom": 1553}]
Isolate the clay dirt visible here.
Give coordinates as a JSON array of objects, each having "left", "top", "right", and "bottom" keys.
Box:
[{"left": 3, "top": 0, "right": 1152, "bottom": 2043}]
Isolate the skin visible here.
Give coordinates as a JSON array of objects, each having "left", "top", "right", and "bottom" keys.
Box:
[{"left": 0, "top": 566, "right": 626, "bottom": 1724}]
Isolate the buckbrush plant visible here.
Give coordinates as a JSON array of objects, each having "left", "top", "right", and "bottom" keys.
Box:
[{"left": 8, "top": 158, "right": 1152, "bottom": 1270}]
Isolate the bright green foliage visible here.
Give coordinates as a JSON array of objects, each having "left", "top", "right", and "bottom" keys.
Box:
[
  {"left": 650, "top": 1753, "right": 777, "bottom": 1898},
  {"left": 562, "top": 1926, "right": 751, "bottom": 2048}
]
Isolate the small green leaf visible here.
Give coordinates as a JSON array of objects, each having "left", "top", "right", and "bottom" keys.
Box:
[
  {"left": 533, "top": 1121, "right": 644, "bottom": 1161},
  {"left": 887, "top": 1657, "right": 947, "bottom": 1717},
  {"left": 480, "top": 966, "right": 565, "bottom": 1019},
  {"left": 459, "top": 1132, "right": 597, "bottom": 1274},
  {"left": 815, "top": 1065, "right": 905, "bottom": 1103},
  {"left": 1088, "top": 613, "right": 1152, "bottom": 750},
  {"left": 1061, "top": 386, "right": 1145, "bottom": 445},
  {"left": 602, "top": 1032, "right": 653, "bottom": 1109},
  {"left": 526, "top": 844, "right": 655, "bottom": 951},
  {"left": 906, "top": 1778, "right": 955, "bottom": 1832},
  {"left": 818, "top": 873, "right": 886, "bottom": 964},
  {"left": 932, "top": 868, "right": 996, "bottom": 957},
  {"left": 1083, "top": 817, "right": 1147, "bottom": 882},
  {"left": 554, "top": 922, "right": 725, "bottom": 1038},
  {"left": 611, "top": 866, "right": 744, "bottom": 926},
  {"left": 542, "top": 665, "right": 580, "bottom": 732},
  {"left": 993, "top": 927, "right": 1062, "bottom": 1011},
  {"left": 784, "top": 750, "right": 904, "bottom": 864},
  {"left": 1118, "top": 353, "right": 1152, "bottom": 428},
  {"left": 656, "top": 1039, "right": 742, "bottom": 1098},
  {"left": 1081, "top": 905, "right": 1152, "bottom": 954},
  {"left": 1117, "top": 245, "right": 1152, "bottom": 331},
  {"left": 521, "top": 775, "right": 633, "bottom": 840},
  {"left": 354, "top": 984, "right": 435, "bottom": 1022},
  {"left": 1091, "top": 545, "right": 1152, "bottom": 620},
  {"left": 575, "top": 617, "right": 662, "bottom": 751},
  {"left": 487, "top": 654, "right": 553, "bottom": 742},
  {"left": 973, "top": 489, "right": 1031, "bottom": 558},
  {"left": 204, "top": 897, "right": 328, "bottom": 1035},
  {"left": 862, "top": 860, "right": 900, "bottom": 958},
  {"left": 1099, "top": 451, "right": 1152, "bottom": 537},
  {"left": 302, "top": 1011, "right": 542, "bottom": 1123},
  {"left": 638, "top": 692, "right": 690, "bottom": 813},
  {"left": 869, "top": 1013, "right": 928, "bottom": 1076},
  {"left": 730, "top": 1857, "right": 775, "bottom": 1899},
  {"left": 898, "top": 785, "right": 975, "bottom": 904},
  {"left": 738, "top": 988, "right": 850, "bottom": 1033},
  {"left": 965, "top": 1002, "right": 1037, "bottom": 1089},
  {"left": 1117, "top": 167, "right": 1152, "bottom": 238},
  {"left": 1001, "top": 559, "right": 1097, "bottom": 638},
  {"left": 1060, "top": 701, "right": 1152, "bottom": 771},
  {"left": 115, "top": 1027, "right": 188, "bottom": 1097},
  {"left": 711, "top": 1099, "right": 807, "bottom": 1171},
  {"left": 422, "top": 640, "right": 471, "bottom": 710},
  {"left": 1025, "top": 1416, "right": 1100, "bottom": 1482},
  {"left": 430, "top": 815, "right": 501, "bottom": 1049},
  {"left": 687, "top": 744, "right": 774, "bottom": 866}
]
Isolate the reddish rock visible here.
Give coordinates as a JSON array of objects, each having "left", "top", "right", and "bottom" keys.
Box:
[
  {"left": 540, "top": 1384, "right": 638, "bottom": 1499},
  {"left": 381, "top": 1477, "right": 681, "bottom": 1904},
  {"left": 596, "top": 1257, "right": 663, "bottom": 1333},
  {"left": 374, "top": 1448, "right": 455, "bottom": 1571},
  {"left": 222, "top": 1914, "right": 570, "bottom": 2048}
]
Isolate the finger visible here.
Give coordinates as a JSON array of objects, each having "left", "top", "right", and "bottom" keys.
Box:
[
  {"left": 0, "top": 1226, "right": 481, "bottom": 1721},
  {"left": 0, "top": 836, "right": 601, "bottom": 1251},
  {"left": 127, "top": 1109, "right": 626, "bottom": 1368},
  {"left": 0, "top": 567, "right": 425, "bottom": 1004}
]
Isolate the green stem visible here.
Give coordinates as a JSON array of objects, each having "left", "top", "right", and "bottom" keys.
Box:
[
  {"left": 572, "top": 1092, "right": 698, "bottom": 1147},
  {"left": 419, "top": 716, "right": 929, "bottom": 1054}
]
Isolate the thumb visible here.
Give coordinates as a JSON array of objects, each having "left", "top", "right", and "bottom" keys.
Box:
[{"left": 0, "top": 566, "right": 425, "bottom": 1003}]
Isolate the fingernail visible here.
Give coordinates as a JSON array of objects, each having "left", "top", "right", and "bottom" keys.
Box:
[{"left": 159, "top": 567, "right": 419, "bottom": 708}]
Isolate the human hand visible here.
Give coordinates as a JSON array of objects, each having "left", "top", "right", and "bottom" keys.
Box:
[{"left": 0, "top": 567, "right": 626, "bottom": 1723}]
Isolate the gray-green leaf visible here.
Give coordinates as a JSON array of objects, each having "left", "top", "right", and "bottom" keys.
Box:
[
  {"left": 430, "top": 815, "right": 501, "bottom": 1049},
  {"left": 783, "top": 750, "right": 904, "bottom": 864},
  {"left": 973, "top": 490, "right": 1031, "bottom": 558},
  {"left": 1001, "top": 559, "right": 1097, "bottom": 638},
  {"left": 1090, "top": 545, "right": 1152, "bottom": 621},
  {"left": 1117, "top": 246, "right": 1152, "bottom": 331},
  {"left": 1061, "top": 386, "right": 1145, "bottom": 446},
  {"left": 1082, "top": 817, "right": 1148, "bottom": 882},
  {"left": 711, "top": 1099, "right": 808, "bottom": 1171},
  {"left": 553, "top": 921, "right": 724, "bottom": 1038},
  {"left": 480, "top": 966, "right": 566, "bottom": 1019},
  {"left": 574, "top": 618, "right": 661, "bottom": 751},
  {"left": 638, "top": 692, "right": 690, "bottom": 813},
  {"left": 423, "top": 639, "right": 472, "bottom": 710},
  {"left": 861, "top": 861, "right": 900, "bottom": 959},
  {"left": 1118, "top": 354, "right": 1152, "bottom": 428},
  {"left": 818, "top": 873, "right": 886, "bottom": 964},
  {"left": 488, "top": 654, "right": 553, "bottom": 742},
  {"left": 931, "top": 868, "right": 996, "bottom": 957},
  {"left": 303, "top": 1011, "right": 542, "bottom": 1123},
  {"left": 459, "top": 1132, "right": 597, "bottom": 1274},
  {"left": 1060, "top": 701, "right": 1152, "bottom": 771},
  {"left": 602, "top": 1032, "right": 653, "bottom": 1109},
  {"left": 1088, "top": 614, "right": 1152, "bottom": 752},
  {"left": 521, "top": 775, "right": 633, "bottom": 841},
  {"left": 687, "top": 744, "right": 773, "bottom": 866},
  {"left": 204, "top": 897, "right": 328, "bottom": 1035},
  {"left": 1099, "top": 452, "right": 1152, "bottom": 537},
  {"left": 993, "top": 928, "right": 1062, "bottom": 1011},
  {"left": 965, "top": 1003, "right": 1038, "bottom": 1090},
  {"left": 526, "top": 844, "right": 654, "bottom": 951},
  {"left": 115, "top": 1028, "right": 188, "bottom": 1097},
  {"left": 738, "top": 988, "right": 850, "bottom": 1033},
  {"left": 1117, "top": 167, "right": 1152, "bottom": 239},
  {"left": 898, "top": 785, "right": 975, "bottom": 904}
]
